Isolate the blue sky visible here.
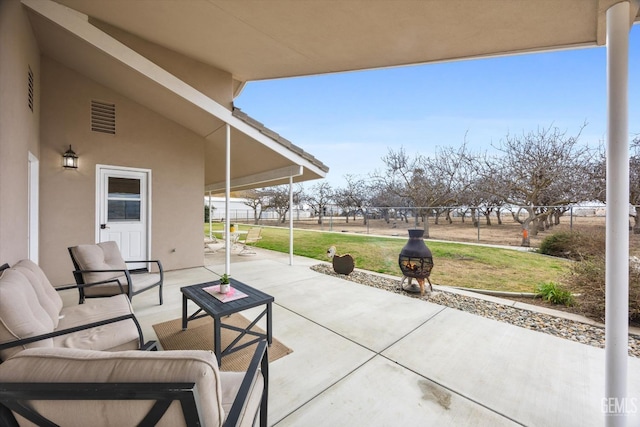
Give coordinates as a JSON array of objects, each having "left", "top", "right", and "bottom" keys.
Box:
[{"left": 235, "top": 25, "right": 639, "bottom": 188}]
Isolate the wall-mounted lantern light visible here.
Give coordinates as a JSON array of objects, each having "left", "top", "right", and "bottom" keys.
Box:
[{"left": 63, "top": 145, "right": 78, "bottom": 169}]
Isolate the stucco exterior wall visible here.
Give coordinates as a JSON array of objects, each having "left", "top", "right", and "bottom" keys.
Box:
[
  {"left": 0, "top": 0, "right": 41, "bottom": 265},
  {"left": 39, "top": 57, "right": 205, "bottom": 286}
]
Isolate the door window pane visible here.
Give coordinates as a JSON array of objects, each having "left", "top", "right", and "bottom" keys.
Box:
[
  {"left": 108, "top": 200, "right": 141, "bottom": 221},
  {"left": 107, "top": 177, "right": 141, "bottom": 221},
  {"left": 108, "top": 177, "right": 140, "bottom": 199}
]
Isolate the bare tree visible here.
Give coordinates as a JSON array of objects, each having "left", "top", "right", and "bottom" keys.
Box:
[
  {"left": 242, "top": 189, "right": 269, "bottom": 224},
  {"left": 263, "top": 185, "right": 303, "bottom": 223},
  {"left": 333, "top": 175, "right": 371, "bottom": 224},
  {"left": 481, "top": 124, "right": 595, "bottom": 246},
  {"left": 631, "top": 135, "right": 640, "bottom": 233},
  {"left": 336, "top": 175, "right": 370, "bottom": 225},
  {"left": 589, "top": 141, "right": 607, "bottom": 204},
  {"left": 332, "top": 190, "right": 352, "bottom": 223},
  {"left": 305, "top": 181, "right": 333, "bottom": 225},
  {"left": 429, "top": 141, "right": 476, "bottom": 224},
  {"left": 460, "top": 173, "right": 508, "bottom": 227},
  {"left": 368, "top": 181, "right": 410, "bottom": 224},
  {"left": 377, "top": 146, "right": 470, "bottom": 237},
  {"left": 376, "top": 147, "right": 423, "bottom": 228}
]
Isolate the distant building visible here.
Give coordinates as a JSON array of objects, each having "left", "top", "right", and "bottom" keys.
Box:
[{"left": 205, "top": 197, "right": 252, "bottom": 221}]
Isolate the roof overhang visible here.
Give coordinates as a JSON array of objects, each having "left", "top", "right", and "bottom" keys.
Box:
[
  {"left": 20, "top": 0, "right": 640, "bottom": 191},
  {"left": 22, "top": 0, "right": 328, "bottom": 191},
  {"left": 47, "top": 0, "right": 640, "bottom": 84}
]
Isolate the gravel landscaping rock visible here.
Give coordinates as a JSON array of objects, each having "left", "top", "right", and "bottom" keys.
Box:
[{"left": 310, "top": 263, "right": 640, "bottom": 358}]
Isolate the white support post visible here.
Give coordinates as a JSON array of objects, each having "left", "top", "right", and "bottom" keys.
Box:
[
  {"left": 225, "top": 123, "right": 231, "bottom": 275},
  {"left": 208, "top": 191, "right": 212, "bottom": 241},
  {"left": 289, "top": 176, "right": 294, "bottom": 265},
  {"left": 605, "top": 2, "right": 630, "bottom": 425}
]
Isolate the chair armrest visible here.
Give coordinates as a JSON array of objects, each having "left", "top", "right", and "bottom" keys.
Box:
[
  {"left": 77, "top": 278, "right": 126, "bottom": 293},
  {"left": 72, "top": 269, "right": 130, "bottom": 294},
  {"left": 124, "top": 260, "right": 164, "bottom": 277},
  {"left": 0, "top": 314, "right": 139, "bottom": 353},
  {"left": 55, "top": 278, "right": 125, "bottom": 294},
  {"left": 224, "top": 340, "right": 268, "bottom": 427},
  {"left": 53, "top": 283, "right": 81, "bottom": 291},
  {"left": 124, "top": 259, "right": 162, "bottom": 265},
  {"left": 73, "top": 268, "right": 128, "bottom": 275}
]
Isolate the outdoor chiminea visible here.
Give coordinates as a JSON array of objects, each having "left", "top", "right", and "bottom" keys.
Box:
[{"left": 398, "top": 228, "right": 434, "bottom": 295}]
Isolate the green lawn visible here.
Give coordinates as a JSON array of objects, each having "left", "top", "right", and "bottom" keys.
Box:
[{"left": 204, "top": 223, "right": 570, "bottom": 293}]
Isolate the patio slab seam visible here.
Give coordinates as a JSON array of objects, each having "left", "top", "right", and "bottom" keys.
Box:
[
  {"left": 374, "top": 306, "right": 530, "bottom": 426},
  {"left": 271, "top": 304, "right": 520, "bottom": 427},
  {"left": 271, "top": 353, "right": 377, "bottom": 425},
  {"left": 376, "top": 354, "right": 527, "bottom": 427},
  {"left": 277, "top": 349, "right": 526, "bottom": 427},
  {"left": 273, "top": 292, "right": 448, "bottom": 354}
]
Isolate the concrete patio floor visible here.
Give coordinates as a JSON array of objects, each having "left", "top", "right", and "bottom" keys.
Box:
[{"left": 62, "top": 247, "right": 640, "bottom": 426}]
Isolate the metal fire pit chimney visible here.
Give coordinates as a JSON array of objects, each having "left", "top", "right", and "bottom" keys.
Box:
[{"left": 398, "top": 229, "right": 434, "bottom": 294}]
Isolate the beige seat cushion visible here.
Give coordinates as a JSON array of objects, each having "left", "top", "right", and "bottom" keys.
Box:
[
  {"left": 12, "top": 259, "right": 63, "bottom": 326},
  {"left": 0, "top": 269, "right": 55, "bottom": 361},
  {"left": 56, "top": 294, "right": 140, "bottom": 351},
  {"left": 0, "top": 347, "right": 226, "bottom": 427},
  {"left": 220, "top": 370, "right": 265, "bottom": 427},
  {"left": 70, "top": 241, "right": 127, "bottom": 288}
]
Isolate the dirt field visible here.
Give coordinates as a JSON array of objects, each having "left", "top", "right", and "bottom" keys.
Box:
[{"left": 255, "top": 213, "right": 640, "bottom": 255}]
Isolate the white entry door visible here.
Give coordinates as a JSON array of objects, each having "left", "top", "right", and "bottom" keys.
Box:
[{"left": 97, "top": 166, "right": 150, "bottom": 267}]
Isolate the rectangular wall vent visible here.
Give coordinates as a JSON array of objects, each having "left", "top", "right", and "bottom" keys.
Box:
[
  {"left": 27, "top": 66, "right": 34, "bottom": 112},
  {"left": 91, "top": 100, "right": 116, "bottom": 134}
]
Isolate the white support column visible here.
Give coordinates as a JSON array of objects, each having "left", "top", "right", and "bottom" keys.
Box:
[
  {"left": 225, "top": 123, "right": 231, "bottom": 275},
  {"left": 605, "top": 2, "right": 630, "bottom": 425},
  {"left": 208, "top": 191, "right": 212, "bottom": 241},
  {"left": 289, "top": 176, "right": 294, "bottom": 265}
]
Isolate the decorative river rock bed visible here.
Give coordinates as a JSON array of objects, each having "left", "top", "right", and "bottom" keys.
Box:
[{"left": 310, "top": 263, "right": 640, "bottom": 358}]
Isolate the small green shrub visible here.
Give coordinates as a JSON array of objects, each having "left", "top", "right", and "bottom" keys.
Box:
[
  {"left": 538, "top": 231, "right": 604, "bottom": 261},
  {"left": 535, "top": 281, "right": 574, "bottom": 306},
  {"left": 539, "top": 231, "right": 577, "bottom": 258}
]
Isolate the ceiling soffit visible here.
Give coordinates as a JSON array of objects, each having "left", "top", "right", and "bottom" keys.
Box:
[{"left": 47, "top": 0, "right": 630, "bottom": 82}]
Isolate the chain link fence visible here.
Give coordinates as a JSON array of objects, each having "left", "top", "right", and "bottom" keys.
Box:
[{"left": 212, "top": 205, "right": 639, "bottom": 248}]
